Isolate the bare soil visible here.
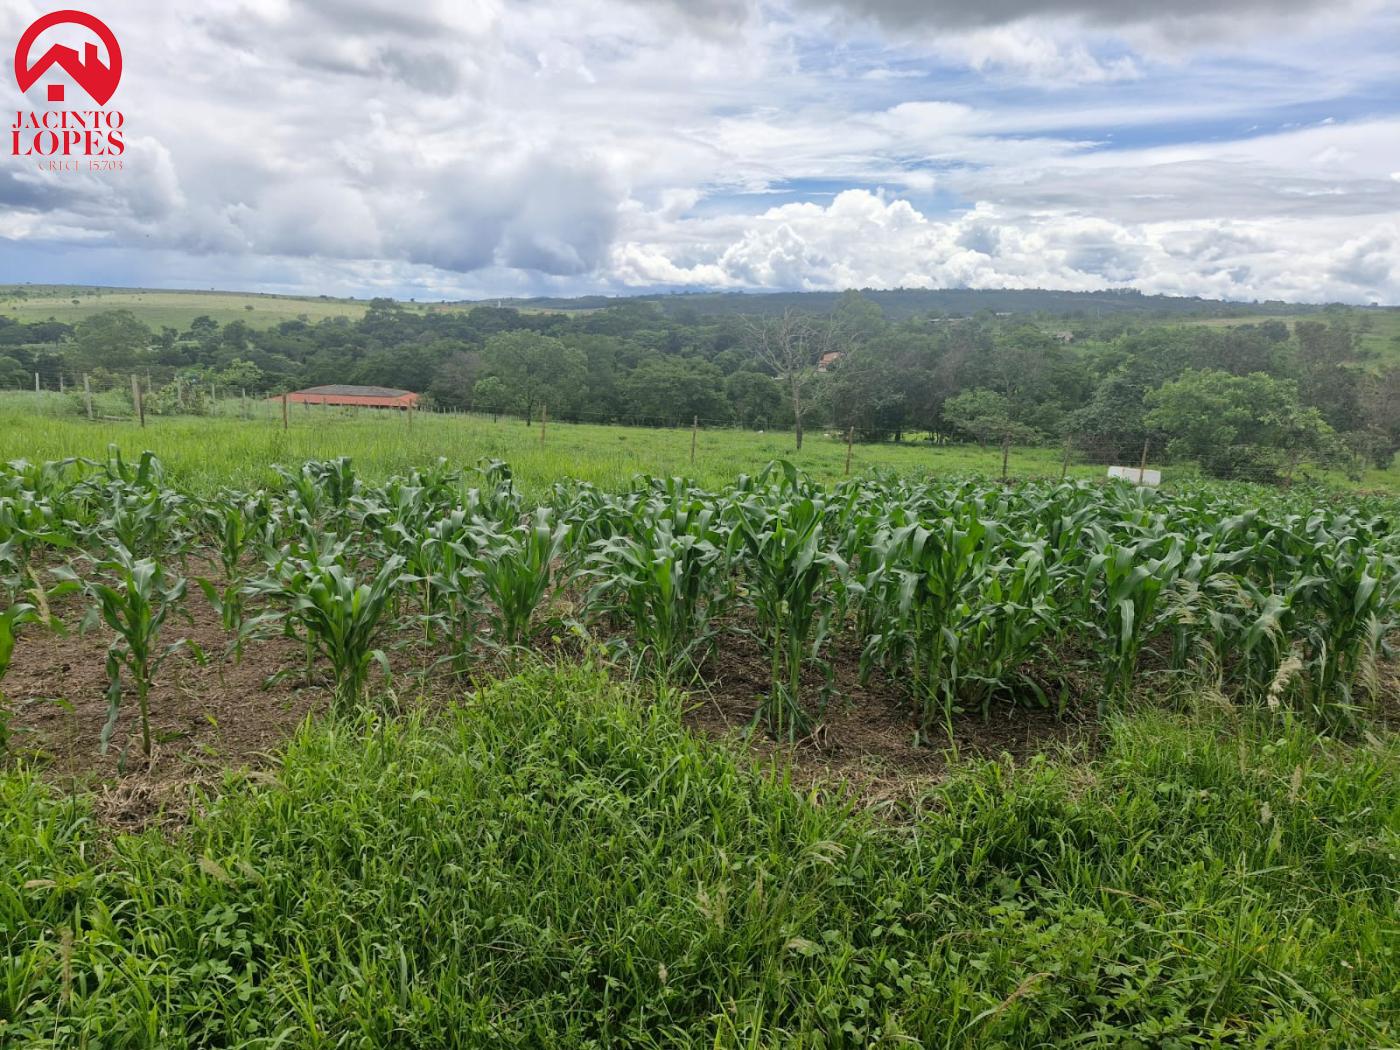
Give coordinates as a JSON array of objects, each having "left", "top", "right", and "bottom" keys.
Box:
[
  {"left": 4, "top": 579, "right": 1099, "bottom": 830},
  {"left": 687, "top": 621, "right": 1098, "bottom": 809}
]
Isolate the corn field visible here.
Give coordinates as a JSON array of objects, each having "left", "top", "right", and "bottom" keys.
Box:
[{"left": 2, "top": 448, "right": 1397, "bottom": 757}]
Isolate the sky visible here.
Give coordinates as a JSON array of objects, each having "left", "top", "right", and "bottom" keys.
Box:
[{"left": 2, "top": 0, "right": 1399, "bottom": 304}]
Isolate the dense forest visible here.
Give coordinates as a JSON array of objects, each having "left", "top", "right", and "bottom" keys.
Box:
[{"left": 2, "top": 291, "right": 1397, "bottom": 481}]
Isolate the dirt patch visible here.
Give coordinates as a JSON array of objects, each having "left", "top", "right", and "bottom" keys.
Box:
[
  {"left": 4, "top": 572, "right": 1099, "bottom": 829},
  {"left": 5, "top": 573, "right": 325, "bottom": 804},
  {"left": 683, "top": 620, "right": 1098, "bottom": 807}
]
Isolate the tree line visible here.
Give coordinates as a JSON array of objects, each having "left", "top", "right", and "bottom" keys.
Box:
[{"left": 2, "top": 292, "right": 1396, "bottom": 481}]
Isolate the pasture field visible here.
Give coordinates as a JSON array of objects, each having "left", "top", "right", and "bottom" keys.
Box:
[
  {"left": 5, "top": 392, "right": 1400, "bottom": 493},
  {"left": 0, "top": 285, "right": 386, "bottom": 329},
  {"left": 1, "top": 410, "right": 1398, "bottom": 1046},
  {"left": 0, "top": 285, "right": 580, "bottom": 330}
]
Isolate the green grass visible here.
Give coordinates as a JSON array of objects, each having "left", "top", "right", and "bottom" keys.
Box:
[
  {"left": 2, "top": 663, "right": 1396, "bottom": 1047},
  {"left": 6, "top": 393, "right": 1399, "bottom": 494},
  {"left": 0, "top": 395, "right": 1106, "bottom": 496},
  {"left": 0, "top": 285, "right": 378, "bottom": 329},
  {"left": 0, "top": 285, "right": 578, "bottom": 330}
]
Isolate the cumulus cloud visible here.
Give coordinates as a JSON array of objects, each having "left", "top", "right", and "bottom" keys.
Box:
[
  {"left": 0, "top": 0, "right": 1397, "bottom": 302},
  {"left": 612, "top": 190, "right": 1400, "bottom": 302},
  {"left": 791, "top": 0, "right": 1361, "bottom": 32}
]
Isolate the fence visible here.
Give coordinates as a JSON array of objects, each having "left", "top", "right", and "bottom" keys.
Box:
[{"left": 0, "top": 367, "right": 1363, "bottom": 488}]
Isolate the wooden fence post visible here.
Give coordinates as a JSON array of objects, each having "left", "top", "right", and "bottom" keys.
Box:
[
  {"left": 83, "top": 374, "right": 93, "bottom": 421},
  {"left": 241, "top": 388, "right": 248, "bottom": 420},
  {"left": 540, "top": 404, "right": 547, "bottom": 445},
  {"left": 282, "top": 392, "right": 289, "bottom": 431},
  {"left": 1139, "top": 437, "right": 1150, "bottom": 479},
  {"left": 845, "top": 426, "right": 854, "bottom": 476},
  {"left": 691, "top": 415, "right": 698, "bottom": 467},
  {"left": 132, "top": 375, "right": 145, "bottom": 428},
  {"left": 1001, "top": 435, "right": 1011, "bottom": 481},
  {"left": 34, "top": 372, "right": 39, "bottom": 393},
  {"left": 1061, "top": 436, "right": 1072, "bottom": 480}
]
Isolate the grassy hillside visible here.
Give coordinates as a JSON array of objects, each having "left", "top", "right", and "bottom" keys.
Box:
[
  {"left": 0, "top": 285, "right": 383, "bottom": 329},
  {"left": 0, "top": 285, "right": 588, "bottom": 330}
]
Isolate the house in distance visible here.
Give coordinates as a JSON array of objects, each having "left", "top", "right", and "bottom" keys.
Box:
[{"left": 284, "top": 385, "right": 420, "bottom": 410}]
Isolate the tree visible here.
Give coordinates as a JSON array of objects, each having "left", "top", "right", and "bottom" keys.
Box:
[
  {"left": 619, "top": 356, "right": 727, "bottom": 424},
  {"left": 69, "top": 310, "right": 152, "bottom": 375},
  {"left": 480, "top": 331, "right": 587, "bottom": 424},
  {"left": 214, "top": 359, "right": 266, "bottom": 394},
  {"left": 0, "top": 355, "right": 26, "bottom": 390},
  {"left": 472, "top": 375, "right": 509, "bottom": 420},
  {"left": 1145, "top": 370, "right": 1339, "bottom": 482},
  {"left": 427, "top": 350, "right": 483, "bottom": 409},
  {"left": 821, "top": 348, "right": 910, "bottom": 442},
  {"left": 943, "top": 388, "right": 1040, "bottom": 448},
  {"left": 725, "top": 370, "right": 782, "bottom": 429},
  {"left": 745, "top": 308, "right": 846, "bottom": 449},
  {"left": 1294, "top": 320, "right": 1366, "bottom": 432},
  {"left": 1069, "top": 372, "right": 1158, "bottom": 464}
]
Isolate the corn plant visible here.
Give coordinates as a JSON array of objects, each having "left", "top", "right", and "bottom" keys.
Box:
[
  {"left": 250, "top": 553, "right": 407, "bottom": 712},
  {"left": 0, "top": 598, "right": 40, "bottom": 755},
  {"left": 858, "top": 513, "right": 997, "bottom": 732},
  {"left": 195, "top": 493, "right": 270, "bottom": 657},
  {"left": 473, "top": 508, "right": 570, "bottom": 651},
  {"left": 729, "top": 492, "right": 845, "bottom": 740},
  {"left": 69, "top": 550, "right": 197, "bottom": 759},
  {"left": 1283, "top": 534, "right": 1399, "bottom": 728},
  {"left": 1085, "top": 534, "right": 1183, "bottom": 709},
  {"left": 584, "top": 518, "right": 729, "bottom": 677}
]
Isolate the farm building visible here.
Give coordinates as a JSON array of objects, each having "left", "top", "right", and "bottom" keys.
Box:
[{"left": 282, "top": 385, "right": 420, "bottom": 410}]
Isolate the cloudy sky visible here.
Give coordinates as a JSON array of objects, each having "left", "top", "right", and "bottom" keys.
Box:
[{"left": 3, "top": 0, "right": 1399, "bottom": 303}]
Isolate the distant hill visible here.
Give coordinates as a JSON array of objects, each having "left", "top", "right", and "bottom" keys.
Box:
[
  {"left": 0, "top": 285, "right": 379, "bottom": 329},
  {"left": 481, "top": 287, "right": 1345, "bottom": 321},
  {"left": 5, "top": 282, "right": 1392, "bottom": 333}
]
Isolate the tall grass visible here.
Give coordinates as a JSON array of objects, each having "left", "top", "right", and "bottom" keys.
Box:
[
  {"left": 3, "top": 664, "right": 1396, "bottom": 1047},
  {"left": 0, "top": 396, "right": 1131, "bottom": 497}
]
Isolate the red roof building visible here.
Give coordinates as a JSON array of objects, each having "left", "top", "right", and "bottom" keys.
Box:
[{"left": 282, "top": 385, "right": 420, "bottom": 410}]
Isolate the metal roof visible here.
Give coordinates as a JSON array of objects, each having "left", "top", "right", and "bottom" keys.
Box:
[{"left": 294, "top": 385, "right": 416, "bottom": 398}]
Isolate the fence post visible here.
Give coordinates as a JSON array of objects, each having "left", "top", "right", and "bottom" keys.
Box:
[
  {"left": 1139, "top": 437, "right": 1150, "bottom": 479},
  {"left": 34, "top": 372, "right": 39, "bottom": 394},
  {"left": 1001, "top": 435, "right": 1011, "bottom": 481},
  {"left": 540, "top": 403, "right": 547, "bottom": 445},
  {"left": 845, "top": 426, "right": 854, "bottom": 476},
  {"left": 282, "top": 392, "right": 289, "bottom": 431},
  {"left": 1061, "top": 436, "right": 1072, "bottom": 480},
  {"left": 131, "top": 375, "right": 145, "bottom": 428},
  {"left": 58, "top": 374, "right": 64, "bottom": 395},
  {"left": 241, "top": 388, "right": 247, "bottom": 420},
  {"left": 83, "top": 374, "right": 92, "bottom": 420},
  {"left": 691, "top": 415, "right": 698, "bottom": 467}
]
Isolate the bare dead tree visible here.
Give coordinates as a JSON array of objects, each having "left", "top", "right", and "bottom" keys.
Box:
[{"left": 746, "top": 308, "right": 846, "bottom": 450}]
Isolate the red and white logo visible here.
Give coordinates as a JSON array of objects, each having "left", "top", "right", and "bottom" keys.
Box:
[{"left": 10, "top": 9, "right": 125, "bottom": 167}]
